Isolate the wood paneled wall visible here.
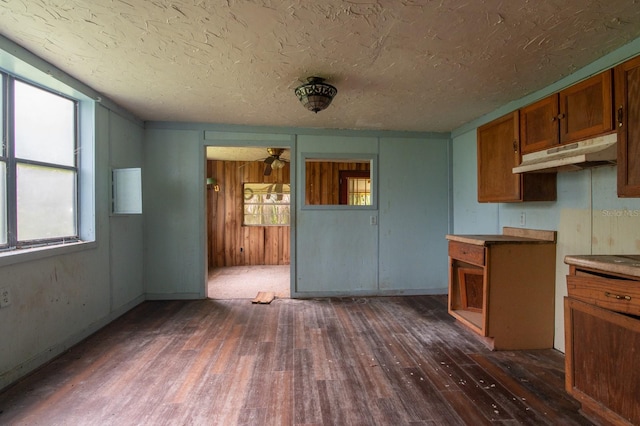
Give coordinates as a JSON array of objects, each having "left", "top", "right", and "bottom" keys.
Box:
[
  {"left": 305, "top": 161, "right": 370, "bottom": 205},
  {"left": 207, "top": 160, "right": 290, "bottom": 268}
]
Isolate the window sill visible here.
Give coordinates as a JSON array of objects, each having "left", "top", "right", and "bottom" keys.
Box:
[{"left": 0, "top": 241, "right": 97, "bottom": 268}]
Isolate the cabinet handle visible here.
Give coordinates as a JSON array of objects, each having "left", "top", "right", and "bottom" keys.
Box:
[
  {"left": 618, "top": 106, "right": 624, "bottom": 127},
  {"left": 513, "top": 140, "right": 518, "bottom": 153},
  {"left": 557, "top": 113, "right": 565, "bottom": 120},
  {"left": 604, "top": 291, "right": 631, "bottom": 301}
]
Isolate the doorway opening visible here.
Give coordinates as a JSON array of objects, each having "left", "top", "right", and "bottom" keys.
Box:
[{"left": 205, "top": 145, "right": 292, "bottom": 300}]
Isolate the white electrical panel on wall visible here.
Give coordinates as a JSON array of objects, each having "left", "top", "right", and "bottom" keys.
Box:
[{"left": 112, "top": 168, "right": 142, "bottom": 214}]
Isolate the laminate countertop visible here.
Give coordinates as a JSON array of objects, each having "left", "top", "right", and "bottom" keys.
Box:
[
  {"left": 564, "top": 254, "right": 640, "bottom": 279},
  {"left": 446, "top": 227, "right": 557, "bottom": 246},
  {"left": 446, "top": 234, "right": 555, "bottom": 246}
]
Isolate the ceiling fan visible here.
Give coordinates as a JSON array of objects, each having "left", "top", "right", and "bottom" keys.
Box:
[{"left": 263, "top": 148, "right": 288, "bottom": 176}]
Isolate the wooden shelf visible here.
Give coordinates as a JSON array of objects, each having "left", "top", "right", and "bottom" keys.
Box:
[{"left": 450, "top": 309, "right": 482, "bottom": 331}]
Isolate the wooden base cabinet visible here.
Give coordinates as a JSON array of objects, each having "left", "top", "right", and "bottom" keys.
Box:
[
  {"left": 564, "top": 256, "right": 640, "bottom": 425},
  {"left": 447, "top": 228, "right": 556, "bottom": 350}
]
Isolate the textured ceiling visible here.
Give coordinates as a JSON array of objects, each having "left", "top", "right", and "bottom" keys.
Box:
[{"left": 2, "top": 1, "right": 640, "bottom": 133}]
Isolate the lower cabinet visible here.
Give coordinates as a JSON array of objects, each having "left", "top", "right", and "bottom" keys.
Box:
[
  {"left": 564, "top": 259, "right": 640, "bottom": 425},
  {"left": 446, "top": 228, "right": 556, "bottom": 350}
]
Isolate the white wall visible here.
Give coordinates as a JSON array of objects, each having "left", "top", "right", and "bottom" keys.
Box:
[{"left": 451, "top": 37, "right": 640, "bottom": 352}]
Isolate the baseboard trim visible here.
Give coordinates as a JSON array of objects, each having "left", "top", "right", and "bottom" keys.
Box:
[
  {"left": 145, "top": 292, "right": 204, "bottom": 300},
  {"left": 291, "top": 288, "right": 448, "bottom": 299}
]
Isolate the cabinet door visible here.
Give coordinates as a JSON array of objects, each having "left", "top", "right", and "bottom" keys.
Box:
[
  {"left": 477, "top": 112, "right": 522, "bottom": 202},
  {"left": 478, "top": 112, "right": 556, "bottom": 202},
  {"left": 520, "top": 95, "right": 559, "bottom": 154},
  {"left": 559, "top": 70, "right": 614, "bottom": 144},
  {"left": 616, "top": 55, "right": 640, "bottom": 197},
  {"left": 565, "top": 298, "right": 640, "bottom": 425}
]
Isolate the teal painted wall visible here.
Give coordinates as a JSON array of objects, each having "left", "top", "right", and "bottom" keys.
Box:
[
  {"left": 143, "top": 128, "right": 205, "bottom": 299},
  {"left": 296, "top": 135, "right": 380, "bottom": 295},
  {"left": 451, "top": 37, "right": 640, "bottom": 352},
  {"left": 109, "top": 111, "right": 145, "bottom": 308},
  {"left": 378, "top": 136, "right": 450, "bottom": 293},
  {"left": 0, "top": 37, "right": 145, "bottom": 390},
  {"left": 143, "top": 125, "right": 452, "bottom": 298}
]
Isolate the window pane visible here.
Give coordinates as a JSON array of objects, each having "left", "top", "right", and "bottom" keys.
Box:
[
  {"left": 14, "top": 81, "right": 76, "bottom": 166},
  {"left": 0, "top": 162, "right": 6, "bottom": 245},
  {"left": 243, "top": 183, "right": 290, "bottom": 226},
  {"left": 347, "top": 177, "right": 370, "bottom": 206},
  {"left": 17, "top": 164, "right": 77, "bottom": 241}
]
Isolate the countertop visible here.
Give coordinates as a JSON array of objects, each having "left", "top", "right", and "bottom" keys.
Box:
[
  {"left": 446, "top": 227, "right": 557, "bottom": 246},
  {"left": 565, "top": 254, "right": 640, "bottom": 279},
  {"left": 446, "top": 234, "right": 556, "bottom": 246}
]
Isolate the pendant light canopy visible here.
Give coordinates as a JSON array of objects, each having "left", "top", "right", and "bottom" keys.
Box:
[{"left": 294, "top": 77, "right": 337, "bottom": 113}]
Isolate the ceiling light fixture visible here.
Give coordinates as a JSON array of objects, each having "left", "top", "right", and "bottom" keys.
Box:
[
  {"left": 294, "top": 77, "right": 337, "bottom": 113},
  {"left": 271, "top": 158, "right": 286, "bottom": 169}
]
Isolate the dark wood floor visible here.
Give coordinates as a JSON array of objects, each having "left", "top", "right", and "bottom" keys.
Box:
[{"left": 0, "top": 296, "right": 593, "bottom": 425}]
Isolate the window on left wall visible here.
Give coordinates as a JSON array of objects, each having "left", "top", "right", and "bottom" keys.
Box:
[{"left": 1, "top": 73, "right": 80, "bottom": 249}]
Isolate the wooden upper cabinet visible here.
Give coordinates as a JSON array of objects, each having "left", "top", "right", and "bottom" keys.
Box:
[
  {"left": 520, "top": 71, "right": 614, "bottom": 154},
  {"left": 477, "top": 111, "right": 556, "bottom": 203},
  {"left": 559, "top": 70, "right": 613, "bottom": 144},
  {"left": 520, "top": 95, "right": 559, "bottom": 154},
  {"left": 616, "top": 55, "right": 640, "bottom": 197}
]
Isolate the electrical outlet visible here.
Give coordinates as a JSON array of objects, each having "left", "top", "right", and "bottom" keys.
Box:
[
  {"left": 0, "top": 287, "right": 11, "bottom": 308},
  {"left": 520, "top": 212, "right": 526, "bottom": 226}
]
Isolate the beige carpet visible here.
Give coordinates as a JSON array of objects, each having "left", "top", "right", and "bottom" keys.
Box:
[{"left": 207, "top": 265, "right": 290, "bottom": 299}]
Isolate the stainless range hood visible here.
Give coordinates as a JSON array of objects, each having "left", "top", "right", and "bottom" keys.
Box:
[{"left": 513, "top": 133, "right": 617, "bottom": 173}]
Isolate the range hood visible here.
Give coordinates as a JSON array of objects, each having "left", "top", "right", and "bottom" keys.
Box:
[{"left": 513, "top": 133, "right": 617, "bottom": 173}]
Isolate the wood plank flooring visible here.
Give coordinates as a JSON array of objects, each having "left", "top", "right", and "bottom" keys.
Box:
[{"left": 0, "top": 296, "right": 593, "bottom": 425}]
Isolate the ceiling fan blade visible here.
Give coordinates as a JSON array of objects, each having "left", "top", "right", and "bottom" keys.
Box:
[
  {"left": 264, "top": 156, "right": 276, "bottom": 165},
  {"left": 264, "top": 163, "right": 273, "bottom": 176}
]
